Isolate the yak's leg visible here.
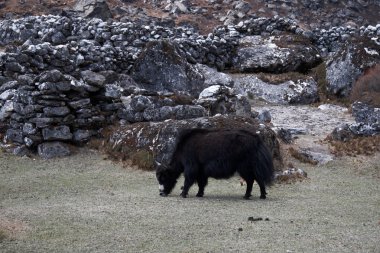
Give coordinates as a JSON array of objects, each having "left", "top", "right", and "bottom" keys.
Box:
[
  {"left": 181, "top": 169, "right": 196, "bottom": 198},
  {"left": 257, "top": 181, "right": 267, "bottom": 199},
  {"left": 196, "top": 175, "right": 208, "bottom": 197},
  {"left": 244, "top": 179, "right": 254, "bottom": 199}
]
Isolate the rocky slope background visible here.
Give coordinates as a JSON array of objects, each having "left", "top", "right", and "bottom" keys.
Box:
[{"left": 0, "top": 0, "right": 379, "bottom": 176}]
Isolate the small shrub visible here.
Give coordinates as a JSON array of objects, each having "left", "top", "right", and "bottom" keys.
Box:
[
  {"left": 350, "top": 64, "right": 380, "bottom": 107},
  {"left": 326, "top": 135, "right": 380, "bottom": 156},
  {"left": 130, "top": 150, "right": 154, "bottom": 171},
  {"left": 275, "top": 173, "right": 308, "bottom": 184},
  {"left": 311, "top": 61, "right": 336, "bottom": 103},
  {"left": 0, "top": 229, "right": 8, "bottom": 242}
]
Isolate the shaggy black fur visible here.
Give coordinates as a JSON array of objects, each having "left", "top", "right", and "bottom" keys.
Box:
[{"left": 156, "top": 129, "right": 274, "bottom": 199}]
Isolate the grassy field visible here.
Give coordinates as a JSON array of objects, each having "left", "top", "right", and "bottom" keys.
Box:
[{"left": 0, "top": 149, "right": 379, "bottom": 253}]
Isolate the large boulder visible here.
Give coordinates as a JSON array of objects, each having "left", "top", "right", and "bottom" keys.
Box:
[
  {"left": 195, "top": 85, "right": 253, "bottom": 117},
  {"left": 103, "top": 115, "right": 283, "bottom": 172},
  {"left": 326, "top": 36, "right": 380, "bottom": 97},
  {"left": 37, "top": 141, "right": 71, "bottom": 159},
  {"left": 331, "top": 102, "right": 379, "bottom": 140},
  {"left": 73, "top": 0, "right": 113, "bottom": 21},
  {"left": 195, "top": 64, "right": 234, "bottom": 88},
  {"left": 234, "top": 75, "right": 319, "bottom": 104},
  {"left": 131, "top": 40, "right": 205, "bottom": 97},
  {"left": 231, "top": 35, "right": 322, "bottom": 73}
]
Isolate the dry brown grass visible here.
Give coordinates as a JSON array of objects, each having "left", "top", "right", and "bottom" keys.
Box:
[
  {"left": 288, "top": 146, "right": 318, "bottom": 165},
  {"left": 350, "top": 64, "right": 380, "bottom": 107},
  {"left": 0, "top": 217, "right": 29, "bottom": 242},
  {"left": 129, "top": 150, "right": 154, "bottom": 171},
  {"left": 275, "top": 172, "right": 308, "bottom": 184},
  {"left": 326, "top": 135, "right": 380, "bottom": 157}
]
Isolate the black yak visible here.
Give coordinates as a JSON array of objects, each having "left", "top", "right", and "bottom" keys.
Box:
[{"left": 156, "top": 129, "right": 274, "bottom": 199}]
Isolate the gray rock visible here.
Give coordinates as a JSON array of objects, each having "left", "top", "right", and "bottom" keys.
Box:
[
  {"left": 326, "top": 48, "right": 361, "bottom": 97},
  {"left": 276, "top": 128, "right": 293, "bottom": 144},
  {"left": 73, "top": 0, "right": 113, "bottom": 21},
  {"left": 42, "top": 125, "right": 73, "bottom": 141},
  {"left": 5, "top": 129, "right": 24, "bottom": 144},
  {"left": 12, "top": 145, "right": 31, "bottom": 157},
  {"left": 0, "top": 81, "right": 19, "bottom": 93},
  {"left": 130, "top": 95, "right": 153, "bottom": 112},
  {"left": 43, "top": 106, "right": 71, "bottom": 117},
  {"left": 0, "top": 101, "right": 14, "bottom": 121},
  {"left": 73, "top": 129, "right": 94, "bottom": 143},
  {"left": 234, "top": 75, "right": 318, "bottom": 104},
  {"left": 131, "top": 40, "right": 205, "bottom": 97},
  {"left": 81, "top": 70, "right": 106, "bottom": 88},
  {"left": 23, "top": 123, "right": 38, "bottom": 135},
  {"left": 232, "top": 35, "right": 321, "bottom": 73},
  {"left": 329, "top": 102, "right": 380, "bottom": 137},
  {"left": 68, "top": 99, "right": 91, "bottom": 110},
  {"left": 38, "top": 70, "right": 65, "bottom": 83},
  {"left": 0, "top": 89, "right": 16, "bottom": 100},
  {"left": 174, "top": 1, "right": 189, "bottom": 13},
  {"left": 326, "top": 37, "right": 380, "bottom": 97},
  {"left": 38, "top": 141, "right": 71, "bottom": 159},
  {"left": 172, "top": 105, "right": 207, "bottom": 120},
  {"left": 0, "top": 76, "right": 11, "bottom": 86},
  {"left": 351, "top": 101, "right": 379, "bottom": 125},
  {"left": 349, "top": 122, "right": 380, "bottom": 136},
  {"left": 195, "top": 85, "right": 252, "bottom": 117},
  {"left": 5, "top": 62, "right": 25, "bottom": 73},
  {"left": 299, "top": 148, "right": 334, "bottom": 165},
  {"left": 37, "top": 82, "right": 69, "bottom": 92},
  {"left": 195, "top": 64, "right": 234, "bottom": 87},
  {"left": 51, "top": 31, "right": 67, "bottom": 45},
  {"left": 258, "top": 109, "right": 271, "bottom": 123}
]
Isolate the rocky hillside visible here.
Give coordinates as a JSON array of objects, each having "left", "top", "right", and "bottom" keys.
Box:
[
  {"left": 1, "top": 0, "right": 380, "bottom": 32},
  {"left": 0, "top": 0, "right": 379, "bottom": 167}
]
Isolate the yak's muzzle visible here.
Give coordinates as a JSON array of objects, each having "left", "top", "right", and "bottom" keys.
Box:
[{"left": 159, "top": 184, "right": 167, "bottom": 197}]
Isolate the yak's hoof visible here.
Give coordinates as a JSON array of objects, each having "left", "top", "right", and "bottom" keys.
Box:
[
  {"left": 180, "top": 192, "right": 188, "bottom": 198},
  {"left": 196, "top": 193, "right": 204, "bottom": 197},
  {"left": 159, "top": 192, "right": 168, "bottom": 197},
  {"left": 260, "top": 195, "right": 266, "bottom": 199},
  {"left": 243, "top": 194, "right": 252, "bottom": 200}
]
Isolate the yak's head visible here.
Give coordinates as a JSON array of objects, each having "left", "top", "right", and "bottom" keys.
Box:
[{"left": 156, "top": 165, "right": 178, "bottom": 197}]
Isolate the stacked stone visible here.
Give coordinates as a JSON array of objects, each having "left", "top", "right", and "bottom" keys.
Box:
[
  {"left": 233, "top": 16, "right": 301, "bottom": 36},
  {"left": 2, "top": 14, "right": 378, "bottom": 75},
  {"left": 0, "top": 16, "right": 73, "bottom": 46},
  {"left": 118, "top": 91, "right": 207, "bottom": 123},
  {"left": 360, "top": 24, "right": 380, "bottom": 37},
  {"left": 313, "top": 24, "right": 380, "bottom": 53},
  {"left": 1, "top": 69, "right": 124, "bottom": 156},
  {"left": 331, "top": 102, "right": 380, "bottom": 141},
  {"left": 0, "top": 15, "right": 236, "bottom": 72}
]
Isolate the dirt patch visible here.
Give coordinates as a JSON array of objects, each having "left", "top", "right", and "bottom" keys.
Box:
[{"left": 0, "top": 217, "right": 29, "bottom": 241}]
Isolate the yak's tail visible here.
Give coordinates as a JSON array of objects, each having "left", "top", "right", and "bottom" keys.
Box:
[{"left": 254, "top": 138, "right": 275, "bottom": 186}]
